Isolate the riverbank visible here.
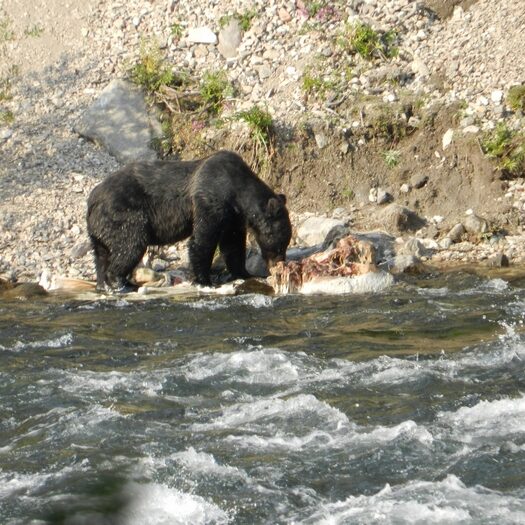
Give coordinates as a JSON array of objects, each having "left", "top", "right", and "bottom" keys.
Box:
[{"left": 1, "top": 0, "right": 525, "bottom": 284}]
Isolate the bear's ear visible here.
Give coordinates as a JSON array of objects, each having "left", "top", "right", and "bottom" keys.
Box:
[{"left": 266, "top": 195, "right": 287, "bottom": 216}]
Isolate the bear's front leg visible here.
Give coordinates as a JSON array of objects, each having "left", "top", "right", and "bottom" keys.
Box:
[
  {"left": 219, "top": 224, "right": 251, "bottom": 280},
  {"left": 188, "top": 234, "right": 217, "bottom": 286}
]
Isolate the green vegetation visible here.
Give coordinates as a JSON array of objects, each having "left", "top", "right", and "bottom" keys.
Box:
[
  {"left": 382, "top": 149, "right": 401, "bottom": 168},
  {"left": 338, "top": 22, "right": 398, "bottom": 61},
  {"left": 235, "top": 105, "right": 274, "bottom": 151},
  {"left": 200, "top": 70, "right": 233, "bottom": 114},
  {"left": 0, "top": 108, "right": 14, "bottom": 124},
  {"left": 24, "top": 24, "right": 44, "bottom": 37},
  {"left": 507, "top": 85, "right": 525, "bottom": 113},
  {"left": 301, "top": 69, "right": 335, "bottom": 99},
  {"left": 170, "top": 23, "right": 184, "bottom": 40},
  {"left": 219, "top": 9, "right": 257, "bottom": 32},
  {"left": 0, "top": 15, "right": 14, "bottom": 43},
  {"left": 482, "top": 123, "right": 525, "bottom": 177},
  {"left": 341, "top": 188, "right": 355, "bottom": 200},
  {"left": 129, "top": 39, "right": 178, "bottom": 93}
]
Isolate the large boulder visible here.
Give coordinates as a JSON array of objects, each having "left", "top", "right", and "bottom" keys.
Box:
[{"left": 74, "top": 79, "right": 159, "bottom": 164}]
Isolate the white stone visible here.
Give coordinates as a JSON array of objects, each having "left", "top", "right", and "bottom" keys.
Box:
[
  {"left": 442, "top": 129, "right": 454, "bottom": 150},
  {"left": 187, "top": 27, "right": 217, "bottom": 44},
  {"left": 462, "top": 125, "right": 480, "bottom": 134},
  {"left": 491, "top": 90, "right": 503, "bottom": 103}
]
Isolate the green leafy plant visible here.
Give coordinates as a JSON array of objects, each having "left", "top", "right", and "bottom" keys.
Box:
[
  {"left": 219, "top": 9, "right": 257, "bottom": 31},
  {"left": 199, "top": 70, "right": 233, "bottom": 114},
  {"left": 341, "top": 188, "right": 354, "bottom": 200},
  {"left": 129, "top": 40, "right": 177, "bottom": 93},
  {"left": 0, "top": 108, "right": 13, "bottom": 124},
  {"left": 170, "top": 23, "right": 184, "bottom": 40},
  {"left": 339, "top": 22, "right": 398, "bottom": 60},
  {"left": 507, "top": 85, "right": 525, "bottom": 113},
  {"left": 236, "top": 105, "right": 273, "bottom": 149},
  {"left": 482, "top": 123, "right": 525, "bottom": 177},
  {"left": 382, "top": 149, "right": 401, "bottom": 168}
]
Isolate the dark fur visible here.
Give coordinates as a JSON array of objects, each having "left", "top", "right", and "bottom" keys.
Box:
[{"left": 87, "top": 150, "right": 292, "bottom": 291}]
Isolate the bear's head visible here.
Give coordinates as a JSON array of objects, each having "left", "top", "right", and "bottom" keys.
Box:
[{"left": 255, "top": 194, "right": 292, "bottom": 268}]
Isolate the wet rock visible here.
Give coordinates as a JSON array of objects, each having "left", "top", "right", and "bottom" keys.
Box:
[
  {"left": 74, "top": 79, "right": 158, "bottom": 164},
  {"left": 387, "top": 254, "right": 424, "bottom": 274},
  {"left": 2, "top": 282, "right": 48, "bottom": 299}
]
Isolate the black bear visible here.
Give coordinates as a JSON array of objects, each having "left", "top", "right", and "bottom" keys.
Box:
[{"left": 87, "top": 150, "right": 292, "bottom": 291}]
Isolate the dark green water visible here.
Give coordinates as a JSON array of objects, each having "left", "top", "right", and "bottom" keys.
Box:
[{"left": 1, "top": 271, "right": 525, "bottom": 524}]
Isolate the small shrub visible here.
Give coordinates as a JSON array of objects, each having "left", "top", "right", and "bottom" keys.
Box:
[
  {"left": 170, "top": 23, "right": 184, "bottom": 40},
  {"left": 382, "top": 149, "right": 401, "bottom": 168},
  {"left": 0, "top": 108, "right": 14, "bottom": 124},
  {"left": 482, "top": 123, "right": 525, "bottom": 177},
  {"left": 507, "top": 85, "right": 525, "bottom": 113},
  {"left": 482, "top": 123, "right": 513, "bottom": 158},
  {"left": 339, "top": 22, "right": 398, "bottom": 61},
  {"left": 200, "top": 70, "right": 233, "bottom": 114},
  {"left": 24, "top": 24, "right": 44, "bottom": 37},
  {"left": 130, "top": 40, "right": 176, "bottom": 93}
]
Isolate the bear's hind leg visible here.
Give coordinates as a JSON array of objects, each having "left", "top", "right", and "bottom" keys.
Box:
[{"left": 91, "top": 237, "right": 111, "bottom": 291}]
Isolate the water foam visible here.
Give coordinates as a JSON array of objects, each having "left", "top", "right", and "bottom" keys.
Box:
[
  {"left": 301, "top": 475, "right": 525, "bottom": 524},
  {"left": 182, "top": 347, "right": 301, "bottom": 385},
  {"left": 436, "top": 394, "right": 525, "bottom": 445},
  {"left": 1, "top": 333, "right": 73, "bottom": 352},
  {"left": 121, "top": 481, "right": 230, "bottom": 525}
]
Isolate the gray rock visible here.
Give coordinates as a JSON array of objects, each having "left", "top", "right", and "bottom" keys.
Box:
[
  {"left": 447, "top": 223, "right": 465, "bottom": 242},
  {"left": 0, "top": 128, "right": 13, "bottom": 141},
  {"left": 379, "top": 204, "right": 426, "bottom": 233},
  {"left": 411, "top": 174, "right": 429, "bottom": 189},
  {"left": 377, "top": 188, "right": 393, "bottom": 205},
  {"left": 74, "top": 79, "right": 158, "bottom": 164},
  {"left": 218, "top": 18, "right": 242, "bottom": 58},
  {"left": 246, "top": 251, "right": 269, "bottom": 277},
  {"left": 439, "top": 237, "right": 453, "bottom": 249},
  {"left": 463, "top": 214, "right": 489, "bottom": 234},
  {"left": 297, "top": 216, "right": 347, "bottom": 246},
  {"left": 387, "top": 254, "right": 424, "bottom": 274},
  {"left": 399, "top": 237, "right": 432, "bottom": 258},
  {"left": 487, "top": 253, "right": 509, "bottom": 267}
]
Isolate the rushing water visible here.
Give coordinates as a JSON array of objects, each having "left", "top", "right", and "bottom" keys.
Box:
[{"left": 1, "top": 269, "right": 525, "bottom": 524}]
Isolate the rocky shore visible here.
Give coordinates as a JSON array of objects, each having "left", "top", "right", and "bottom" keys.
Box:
[{"left": 1, "top": 0, "right": 525, "bottom": 287}]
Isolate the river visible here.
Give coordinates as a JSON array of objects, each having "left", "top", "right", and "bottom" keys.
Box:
[{"left": 1, "top": 269, "right": 525, "bottom": 524}]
